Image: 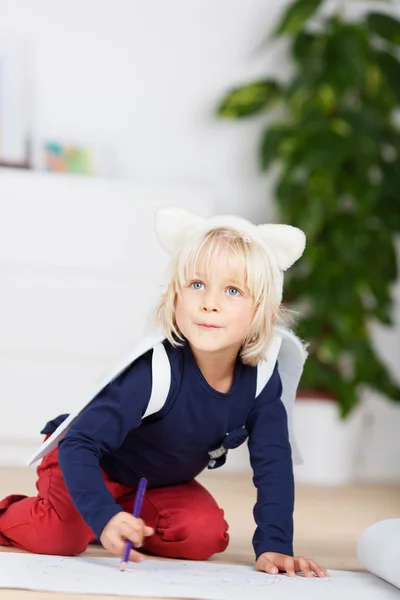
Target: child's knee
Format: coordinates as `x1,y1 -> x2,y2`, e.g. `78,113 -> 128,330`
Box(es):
17,517 -> 90,556
0,495 -> 92,556
158,506 -> 229,560
190,508 -> 229,559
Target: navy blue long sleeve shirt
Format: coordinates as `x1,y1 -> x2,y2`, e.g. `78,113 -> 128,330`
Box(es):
56,339 -> 294,558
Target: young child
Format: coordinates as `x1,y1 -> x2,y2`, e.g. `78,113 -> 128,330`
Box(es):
0,207 -> 328,579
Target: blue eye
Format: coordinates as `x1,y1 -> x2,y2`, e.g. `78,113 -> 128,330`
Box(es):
191,281 -> 204,290
227,287 -> 241,296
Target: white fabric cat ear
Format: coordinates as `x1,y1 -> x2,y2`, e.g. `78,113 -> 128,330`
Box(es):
155,207 -> 206,255
258,224 -> 306,271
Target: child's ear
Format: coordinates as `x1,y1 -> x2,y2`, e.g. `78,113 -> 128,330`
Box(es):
257,224 -> 306,270
155,207 -> 205,255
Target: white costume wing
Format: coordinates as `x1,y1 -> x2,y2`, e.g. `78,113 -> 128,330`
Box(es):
26,332 -> 167,466
256,326 -> 307,465
28,327 -> 306,467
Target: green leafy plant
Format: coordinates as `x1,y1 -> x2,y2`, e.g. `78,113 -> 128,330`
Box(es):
218,0 -> 400,417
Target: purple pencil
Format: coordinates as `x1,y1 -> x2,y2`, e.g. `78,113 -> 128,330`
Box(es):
120,477 -> 148,571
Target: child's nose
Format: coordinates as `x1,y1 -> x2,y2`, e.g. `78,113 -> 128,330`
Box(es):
201,291 -> 220,312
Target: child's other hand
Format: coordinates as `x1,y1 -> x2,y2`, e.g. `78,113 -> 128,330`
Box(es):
100,512 -> 154,562
256,552 -> 328,578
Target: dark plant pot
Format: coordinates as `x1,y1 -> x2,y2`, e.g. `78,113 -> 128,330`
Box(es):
297,389 -> 336,402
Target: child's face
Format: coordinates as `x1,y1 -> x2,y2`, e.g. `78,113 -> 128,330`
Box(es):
175,258 -> 256,357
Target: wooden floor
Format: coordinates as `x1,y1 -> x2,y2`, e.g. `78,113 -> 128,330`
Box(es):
0,467 -> 399,600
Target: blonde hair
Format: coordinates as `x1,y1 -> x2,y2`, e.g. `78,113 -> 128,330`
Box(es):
155,228 -> 292,366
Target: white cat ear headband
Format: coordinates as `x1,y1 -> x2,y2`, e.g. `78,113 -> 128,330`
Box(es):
154,207 -> 306,304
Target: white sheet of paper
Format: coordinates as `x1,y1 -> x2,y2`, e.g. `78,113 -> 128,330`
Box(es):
0,553 -> 398,599
357,518 -> 400,590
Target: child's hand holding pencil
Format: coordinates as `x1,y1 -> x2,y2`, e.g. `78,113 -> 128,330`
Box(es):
100,478 -> 153,567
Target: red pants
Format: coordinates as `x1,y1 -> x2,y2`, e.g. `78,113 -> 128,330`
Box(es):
0,446 -> 229,560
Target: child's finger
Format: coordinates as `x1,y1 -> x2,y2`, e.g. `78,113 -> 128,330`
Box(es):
107,534 -> 144,564
297,557 -> 313,578
283,556 -> 296,577
256,556 -> 279,575
120,523 -> 142,547
307,559 -> 328,577
108,538 -> 127,557
128,548 -> 145,563
125,517 -> 153,540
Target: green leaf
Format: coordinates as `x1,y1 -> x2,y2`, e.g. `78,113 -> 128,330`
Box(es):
316,337 -> 342,364
376,51 -> 400,102
373,305 -> 394,326
316,83 -> 338,113
330,379 -> 359,419
217,80 -> 281,118
367,12 -> 400,45
275,0 -> 324,35
355,345 -> 400,403
301,129 -> 351,171
379,162 -> 400,230
259,126 -> 294,170
292,31 -> 316,61
323,25 -> 369,89
365,63 -> 384,96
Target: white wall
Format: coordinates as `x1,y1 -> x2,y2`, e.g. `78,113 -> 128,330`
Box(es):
0,0 -> 294,222
1,0 -> 399,480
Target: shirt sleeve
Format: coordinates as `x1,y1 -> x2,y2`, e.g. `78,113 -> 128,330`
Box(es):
57,350 -> 153,540
245,362 -> 294,559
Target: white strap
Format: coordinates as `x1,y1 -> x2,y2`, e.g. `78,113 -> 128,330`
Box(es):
142,342 -> 171,418
255,329 -> 306,465
276,328 -> 307,465
27,336 -> 168,466
256,334 -> 282,397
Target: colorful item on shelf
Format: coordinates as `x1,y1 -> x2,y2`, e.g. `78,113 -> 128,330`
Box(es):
44,141 -> 92,175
